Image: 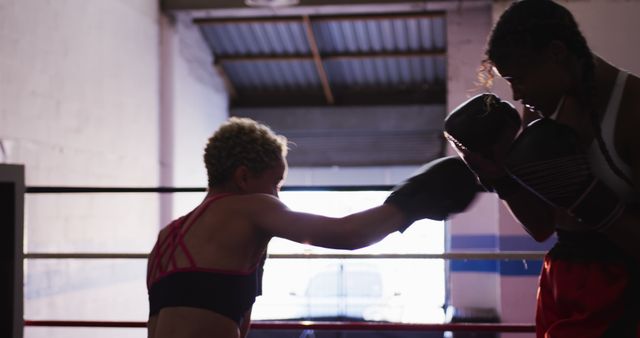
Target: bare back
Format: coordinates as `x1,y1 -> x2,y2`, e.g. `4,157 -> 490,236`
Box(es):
146,194 -> 271,338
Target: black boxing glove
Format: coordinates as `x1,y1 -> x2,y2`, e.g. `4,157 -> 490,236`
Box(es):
384,156 -> 480,231
444,93 -> 521,158
505,118 -> 625,231
443,93 -> 522,197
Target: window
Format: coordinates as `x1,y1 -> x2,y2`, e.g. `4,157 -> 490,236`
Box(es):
252,190 -> 446,323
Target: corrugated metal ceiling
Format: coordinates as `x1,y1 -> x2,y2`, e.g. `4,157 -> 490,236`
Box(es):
163,1 -> 463,166
195,12 -> 447,107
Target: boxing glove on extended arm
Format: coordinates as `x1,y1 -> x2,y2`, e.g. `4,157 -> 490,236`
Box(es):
384,156 -> 480,231
505,118 -> 625,231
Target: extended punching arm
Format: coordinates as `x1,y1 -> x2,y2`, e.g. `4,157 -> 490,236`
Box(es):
384,156 -> 480,231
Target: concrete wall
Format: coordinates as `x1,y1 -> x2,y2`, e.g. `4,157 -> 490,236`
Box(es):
158,13 -> 229,221
0,0 -> 160,186
0,0 -> 162,330
0,0 -> 162,255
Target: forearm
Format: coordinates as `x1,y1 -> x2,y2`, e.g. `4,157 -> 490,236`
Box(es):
500,186 -> 555,242
255,195 -> 404,250
326,204 -> 406,249
268,204 -> 405,251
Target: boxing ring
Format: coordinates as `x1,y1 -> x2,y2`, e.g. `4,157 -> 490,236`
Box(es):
2,164 -> 539,337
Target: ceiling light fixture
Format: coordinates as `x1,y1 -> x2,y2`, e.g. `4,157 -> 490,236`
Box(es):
245,0 -> 300,7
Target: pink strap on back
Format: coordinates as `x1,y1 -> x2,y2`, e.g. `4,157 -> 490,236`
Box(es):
147,193 -> 235,286
180,193 -> 234,237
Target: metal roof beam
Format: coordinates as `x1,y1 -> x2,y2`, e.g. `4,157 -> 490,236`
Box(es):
214,50 -> 446,64
213,64 -> 238,99
193,11 -> 444,25
164,0 -> 489,11
302,15 -> 334,105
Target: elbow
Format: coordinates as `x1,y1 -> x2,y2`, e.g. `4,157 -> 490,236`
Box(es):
529,226 -> 555,243
518,220 -> 554,243
532,233 -> 553,243
327,218 -> 378,250
309,229 -> 376,250
336,227 -> 381,250
328,212 -> 396,250
335,237 -> 374,250
515,213 -> 555,243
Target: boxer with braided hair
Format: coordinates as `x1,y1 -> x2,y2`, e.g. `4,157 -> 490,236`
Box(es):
449,1 -> 639,337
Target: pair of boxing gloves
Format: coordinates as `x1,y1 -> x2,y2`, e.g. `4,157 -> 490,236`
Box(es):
383,92 -> 625,232
442,93 -> 626,232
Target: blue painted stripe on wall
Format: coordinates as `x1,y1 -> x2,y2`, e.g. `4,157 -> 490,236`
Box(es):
450,235 -> 497,251
448,234 -> 550,275
500,260 -> 543,276
450,234 -> 556,251
450,260 -> 498,273
450,260 -> 543,276
499,235 -> 556,251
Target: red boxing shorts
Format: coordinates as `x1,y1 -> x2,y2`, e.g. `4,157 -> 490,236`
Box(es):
536,254 -> 639,338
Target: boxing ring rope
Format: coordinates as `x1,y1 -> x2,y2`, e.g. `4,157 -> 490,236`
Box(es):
23,320 -> 536,332
25,252 -> 545,260
25,185 -> 395,193
21,185 -> 540,334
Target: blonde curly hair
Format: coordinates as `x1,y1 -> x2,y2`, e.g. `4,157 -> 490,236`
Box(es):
204,117 -> 288,188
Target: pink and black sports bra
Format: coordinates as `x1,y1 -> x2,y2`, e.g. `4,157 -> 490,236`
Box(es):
146,194 -> 265,325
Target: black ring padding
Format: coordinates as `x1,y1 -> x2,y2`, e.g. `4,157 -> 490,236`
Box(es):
24,185 -> 395,194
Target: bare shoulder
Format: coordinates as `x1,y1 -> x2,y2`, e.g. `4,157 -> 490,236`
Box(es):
228,193 -> 294,238
233,193 -> 286,210
222,193 -> 289,221
154,223 -> 171,243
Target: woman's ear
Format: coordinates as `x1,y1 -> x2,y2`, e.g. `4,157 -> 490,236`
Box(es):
233,165 -> 252,192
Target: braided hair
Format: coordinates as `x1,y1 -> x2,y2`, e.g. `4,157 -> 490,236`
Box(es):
480,0 -> 634,187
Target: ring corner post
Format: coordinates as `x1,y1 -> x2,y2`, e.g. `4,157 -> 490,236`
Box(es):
0,164 -> 25,338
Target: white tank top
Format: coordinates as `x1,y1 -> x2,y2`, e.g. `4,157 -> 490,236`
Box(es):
586,70 -> 636,202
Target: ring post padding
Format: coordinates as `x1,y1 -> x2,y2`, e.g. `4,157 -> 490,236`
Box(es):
0,164 -> 25,338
